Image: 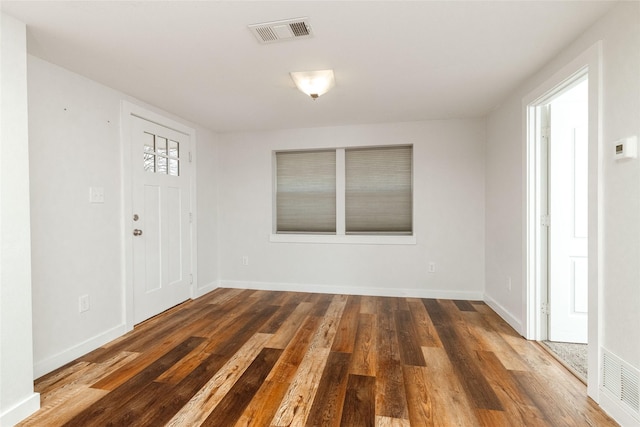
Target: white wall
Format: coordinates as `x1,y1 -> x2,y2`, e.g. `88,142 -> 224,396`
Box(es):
218,120 -> 486,298
28,56 -> 125,373
195,126 -> 220,294
0,13 -> 40,425
599,2 -> 640,370
485,100 -> 523,328
485,2 -> 639,423
27,56 -> 220,377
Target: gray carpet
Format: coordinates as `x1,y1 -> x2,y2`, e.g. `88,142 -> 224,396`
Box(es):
543,341 -> 588,380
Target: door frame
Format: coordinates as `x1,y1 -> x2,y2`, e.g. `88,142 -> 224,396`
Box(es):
121,101 -> 198,332
523,42 -> 602,400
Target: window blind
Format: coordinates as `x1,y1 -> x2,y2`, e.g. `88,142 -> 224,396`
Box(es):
345,146 -> 412,234
276,150 -> 336,233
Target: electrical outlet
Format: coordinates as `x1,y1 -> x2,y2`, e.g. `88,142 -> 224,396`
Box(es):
79,295 -> 90,313
428,262 -> 436,273
242,256 -> 249,266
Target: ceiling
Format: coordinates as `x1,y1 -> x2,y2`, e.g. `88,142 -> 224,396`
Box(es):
2,1 -> 615,133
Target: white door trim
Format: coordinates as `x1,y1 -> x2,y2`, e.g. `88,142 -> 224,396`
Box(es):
121,101 -> 198,332
522,41 -> 603,401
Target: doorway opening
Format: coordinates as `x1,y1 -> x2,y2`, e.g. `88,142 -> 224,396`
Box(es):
525,42 -> 601,400
528,70 -> 589,382
544,76 -> 589,381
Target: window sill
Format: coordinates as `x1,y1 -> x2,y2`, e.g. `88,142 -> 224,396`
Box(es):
269,234 -> 417,245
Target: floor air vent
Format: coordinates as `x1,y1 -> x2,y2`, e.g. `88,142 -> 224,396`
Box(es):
248,17 -> 312,44
602,348 -> 640,419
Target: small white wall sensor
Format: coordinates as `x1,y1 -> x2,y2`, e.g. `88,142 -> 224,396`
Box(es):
614,136 -> 638,160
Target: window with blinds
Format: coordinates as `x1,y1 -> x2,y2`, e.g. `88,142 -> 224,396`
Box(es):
345,146 -> 412,234
274,145 -> 412,235
276,150 -> 336,233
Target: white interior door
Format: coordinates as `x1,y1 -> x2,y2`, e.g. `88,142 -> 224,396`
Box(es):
548,78 -> 588,343
132,116 -> 191,324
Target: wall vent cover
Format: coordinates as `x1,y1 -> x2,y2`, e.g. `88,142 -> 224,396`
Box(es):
602,348 -> 640,419
248,17 -> 312,44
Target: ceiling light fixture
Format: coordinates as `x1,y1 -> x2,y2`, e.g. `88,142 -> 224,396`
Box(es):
290,69 -> 335,100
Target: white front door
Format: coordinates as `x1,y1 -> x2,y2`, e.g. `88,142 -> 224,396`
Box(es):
548,78 -> 588,343
132,116 -> 191,324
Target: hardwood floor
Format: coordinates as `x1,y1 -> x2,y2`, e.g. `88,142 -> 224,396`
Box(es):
18,288 -> 617,426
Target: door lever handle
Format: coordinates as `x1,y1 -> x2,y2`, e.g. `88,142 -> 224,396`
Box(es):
133,229 -> 143,236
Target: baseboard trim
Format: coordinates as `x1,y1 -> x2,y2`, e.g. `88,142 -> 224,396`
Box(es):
194,281 -> 219,298
483,293 -> 524,336
33,324 -> 127,379
0,392 -> 40,426
220,280 -> 484,301
600,387 -> 640,427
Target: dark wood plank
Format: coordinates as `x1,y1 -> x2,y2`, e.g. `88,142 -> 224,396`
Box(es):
306,351 -> 351,426
350,313 -> 376,376
454,299 -> 477,312
422,299 -> 504,411
63,336 -> 204,426
308,293 -> 334,317
395,297 -> 410,311
90,311 -> 219,390
154,339 -> 210,384
475,350 -> 548,426
204,303 -> 279,355
394,310 -> 426,366
375,299 -> 409,420
340,374 -> 376,427
97,381 -> 171,426
259,301 -> 300,334
267,301 -> 314,349
377,297 -> 397,331
407,298 -> 442,348
134,352 -> 229,426
201,347 -> 283,426
331,295 -> 361,353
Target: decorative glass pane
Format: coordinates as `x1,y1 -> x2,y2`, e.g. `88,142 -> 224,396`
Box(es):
169,159 -> 179,176
157,156 -> 168,174
169,140 -> 179,158
156,137 -> 167,156
144,153 -> 155,172
144,133 -> 155,152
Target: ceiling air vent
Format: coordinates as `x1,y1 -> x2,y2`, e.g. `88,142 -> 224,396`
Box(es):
248,17 -> 312,44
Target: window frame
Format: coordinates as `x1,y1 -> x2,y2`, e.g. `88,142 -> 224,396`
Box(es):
271,144 -> 416,245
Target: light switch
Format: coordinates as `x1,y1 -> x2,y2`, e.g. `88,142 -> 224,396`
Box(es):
90,186 -> 104,203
